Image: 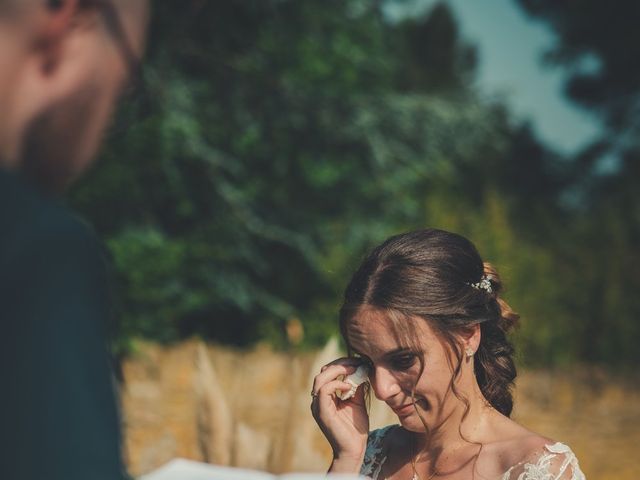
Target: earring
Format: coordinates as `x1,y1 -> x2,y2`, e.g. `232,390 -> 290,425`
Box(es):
465,347 -> 474,358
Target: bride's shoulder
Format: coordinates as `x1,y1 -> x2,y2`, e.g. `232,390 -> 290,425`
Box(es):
484,425 -> 584,479
488,431 -> 554,467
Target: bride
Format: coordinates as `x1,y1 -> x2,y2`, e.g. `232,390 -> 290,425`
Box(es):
311,229 -> 585,480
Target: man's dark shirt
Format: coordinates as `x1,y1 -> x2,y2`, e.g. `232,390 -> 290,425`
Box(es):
0,168 -> 125,479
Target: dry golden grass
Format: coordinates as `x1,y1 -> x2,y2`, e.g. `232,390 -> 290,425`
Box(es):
121,341 -> 640,479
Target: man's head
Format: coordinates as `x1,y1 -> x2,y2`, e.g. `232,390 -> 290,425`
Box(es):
0,0 -> 149,193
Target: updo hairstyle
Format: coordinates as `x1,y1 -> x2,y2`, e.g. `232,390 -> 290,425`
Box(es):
339,228 -> 519,416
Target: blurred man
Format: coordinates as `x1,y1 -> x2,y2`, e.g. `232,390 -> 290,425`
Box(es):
0,1 -> 149,478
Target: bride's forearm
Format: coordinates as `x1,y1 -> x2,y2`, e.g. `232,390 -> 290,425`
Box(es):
327,454 -> 363,475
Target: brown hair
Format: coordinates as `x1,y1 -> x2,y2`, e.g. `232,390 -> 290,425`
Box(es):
339,228 -> 519,416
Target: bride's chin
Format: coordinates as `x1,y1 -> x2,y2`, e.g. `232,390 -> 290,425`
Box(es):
396,399 -> 431,428
399,415 -> 431,432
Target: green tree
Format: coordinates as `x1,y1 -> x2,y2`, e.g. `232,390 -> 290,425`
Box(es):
68,1 -> 591,368
514,0 -> 640,366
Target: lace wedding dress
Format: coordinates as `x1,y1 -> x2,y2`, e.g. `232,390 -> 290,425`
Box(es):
360,426 -> 586,480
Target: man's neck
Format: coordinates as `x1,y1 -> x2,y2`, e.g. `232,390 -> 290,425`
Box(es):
0,141 -> 20,171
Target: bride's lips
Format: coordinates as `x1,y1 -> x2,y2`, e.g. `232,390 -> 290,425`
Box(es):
391,399 -> 429,416
391,403 -> 416,416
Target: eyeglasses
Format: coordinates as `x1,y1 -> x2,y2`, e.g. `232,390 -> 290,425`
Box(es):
85,0 -> 142,80
85,0 -> 152,137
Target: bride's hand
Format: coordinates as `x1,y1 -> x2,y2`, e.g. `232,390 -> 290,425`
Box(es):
310,357 -> 369,472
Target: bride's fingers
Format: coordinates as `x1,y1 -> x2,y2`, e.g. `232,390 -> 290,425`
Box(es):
348,380 -> 368,406
312,379 -> 354,413
320,379 -> 354,398
312,363 -> 358,396
320,357 -> 362,373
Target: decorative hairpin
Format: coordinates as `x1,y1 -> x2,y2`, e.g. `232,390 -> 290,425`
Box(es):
470,275 -> 493,294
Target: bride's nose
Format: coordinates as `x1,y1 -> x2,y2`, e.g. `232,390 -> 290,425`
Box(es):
370,366 -> 401,401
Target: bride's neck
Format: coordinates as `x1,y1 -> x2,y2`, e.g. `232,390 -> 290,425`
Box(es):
415,384 -> 495,457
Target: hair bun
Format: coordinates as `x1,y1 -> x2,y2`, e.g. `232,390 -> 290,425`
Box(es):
482,262 -> 519,333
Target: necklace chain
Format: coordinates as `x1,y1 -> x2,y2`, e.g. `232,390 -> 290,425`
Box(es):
411,434 -> 439,480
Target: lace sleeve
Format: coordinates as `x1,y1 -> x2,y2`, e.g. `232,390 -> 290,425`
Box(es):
501,442 -> 586,480
360,426 -> 395,480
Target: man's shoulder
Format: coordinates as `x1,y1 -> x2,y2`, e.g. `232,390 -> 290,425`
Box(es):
0,169 -> 101,275
0,169 -> 95,245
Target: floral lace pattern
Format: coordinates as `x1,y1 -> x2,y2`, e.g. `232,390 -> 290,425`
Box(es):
360,427 -> 586,480
500,442 -> 586,480
360,426 -> 394,479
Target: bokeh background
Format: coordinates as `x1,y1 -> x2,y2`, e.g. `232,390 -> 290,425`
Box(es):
68,1 -> 639,478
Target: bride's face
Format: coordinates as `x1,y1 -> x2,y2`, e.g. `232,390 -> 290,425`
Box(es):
347,308 -> 470,433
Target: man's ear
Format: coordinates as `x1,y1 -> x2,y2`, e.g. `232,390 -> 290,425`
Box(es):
4,0 -> 115,167
38,0 -> 81,75
23,0 -> 104,111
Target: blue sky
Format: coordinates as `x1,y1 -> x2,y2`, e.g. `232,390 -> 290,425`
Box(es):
385,0 -> 602,155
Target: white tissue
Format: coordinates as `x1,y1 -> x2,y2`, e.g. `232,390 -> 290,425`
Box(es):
337,364 -> 369,400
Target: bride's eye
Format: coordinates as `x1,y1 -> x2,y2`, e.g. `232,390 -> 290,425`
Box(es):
352,353 -> 373,370
390,353 -> 417,371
